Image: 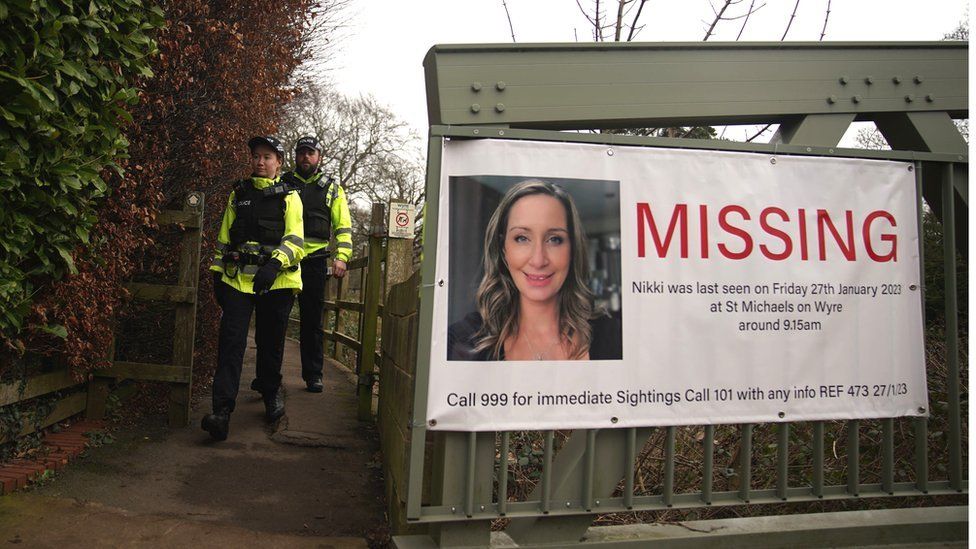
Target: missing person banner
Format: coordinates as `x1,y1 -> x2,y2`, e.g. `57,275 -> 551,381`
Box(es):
425,138 -> 927,431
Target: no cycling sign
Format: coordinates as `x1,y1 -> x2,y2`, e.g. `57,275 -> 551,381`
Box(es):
388,201 -> 415,239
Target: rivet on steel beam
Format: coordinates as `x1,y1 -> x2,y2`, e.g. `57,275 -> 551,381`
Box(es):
904,95 -> 914,103
470,103 -> 481,113
805,147 -> 812,152
595,500 -> 601,506
450,506 -> 456,514
480,505 -> 485,511
495,103 -> 505,113
498,130 -> 505,136
913,75 -> 923,84
838,76 -> 849,85
826,95 -> 837,104
864,76 -> 874,85
892,76 -> 902,84
471,82 -> 482,92
851,95 -> 862,104
926,94 -> 935,103
566,501 -> 572,508
496,81 -> 506,91
472,129 -> 480,135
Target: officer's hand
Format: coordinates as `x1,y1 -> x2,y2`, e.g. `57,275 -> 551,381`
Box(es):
252,258 -> 282,295
333,259 -> 347,278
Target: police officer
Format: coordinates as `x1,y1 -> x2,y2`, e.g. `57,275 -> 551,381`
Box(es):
279,135 -> 352,393
202,136 -> 305,441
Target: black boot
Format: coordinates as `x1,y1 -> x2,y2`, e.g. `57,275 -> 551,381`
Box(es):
250,378 -> 262,393
306,377 -> 323,393
201,409 -> 231,441
264,387 -> 285,422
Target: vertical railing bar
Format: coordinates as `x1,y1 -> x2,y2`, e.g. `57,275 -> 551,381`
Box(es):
497,431 -> 510,515
777,423 -> 789,501
541,430 -> 554,514
702,425 -> 714,504
663,427 -> 675,507
583,430 -> 596,511
812,421 -> 824,498
464,431 -> 477,517
738,424 -> 752,502
847,419 -> 859,496
882,418 -> 895,494
914,417 -> 929,493
624,427 -> 636,509
941,162 -> 962,492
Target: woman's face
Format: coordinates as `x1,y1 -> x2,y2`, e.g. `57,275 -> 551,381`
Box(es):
250,144 -> 281,178
503,194 -> 571,307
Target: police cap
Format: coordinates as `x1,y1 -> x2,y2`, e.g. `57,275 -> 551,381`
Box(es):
248,135 -> 285,157
295,136 -> 322,153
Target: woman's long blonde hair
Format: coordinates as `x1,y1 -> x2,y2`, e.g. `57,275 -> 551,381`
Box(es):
473,180 -> 595,359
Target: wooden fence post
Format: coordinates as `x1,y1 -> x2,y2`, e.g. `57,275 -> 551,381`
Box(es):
357,203 -> 386,421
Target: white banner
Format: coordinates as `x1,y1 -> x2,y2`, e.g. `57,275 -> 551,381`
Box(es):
426,138 -> 927,431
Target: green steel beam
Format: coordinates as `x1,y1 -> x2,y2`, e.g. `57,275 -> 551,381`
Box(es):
770,114 -> 856,146
423,42 -> 967,130
874,111 -> 968,256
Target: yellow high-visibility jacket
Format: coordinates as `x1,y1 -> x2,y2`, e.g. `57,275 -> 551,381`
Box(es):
284,170 -> 353,262
209,176 -> 305,294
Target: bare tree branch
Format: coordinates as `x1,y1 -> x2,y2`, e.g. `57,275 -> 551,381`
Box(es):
625,0 -> 648,41
746,124 -> 773,142
820,0 -> 832,41
501,0 -> 517,42
780,0 -> 801,40
614,0 -> 627,41
702,0 -> 733,41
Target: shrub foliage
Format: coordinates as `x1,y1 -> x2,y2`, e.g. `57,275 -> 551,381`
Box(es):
0,0 -> 163,342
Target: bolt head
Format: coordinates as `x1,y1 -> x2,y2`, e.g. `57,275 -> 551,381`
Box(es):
925,94 -> 935,103
496,81 -> 506,91
892,76 -> 902,84
470,103 -> 481,113
904,95 -> 915,103
495,103 -> 505,113
914,75 -> 923,84
864,76 -> 874,85
827,95 -> 837,104
839,76 -> 849,85
471,82 -> 482,92
852,95 -> 862,104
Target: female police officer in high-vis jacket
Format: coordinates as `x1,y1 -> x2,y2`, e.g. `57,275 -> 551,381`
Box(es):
202,136 -> 305,441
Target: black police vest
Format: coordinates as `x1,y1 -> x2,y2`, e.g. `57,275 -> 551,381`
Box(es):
228,180 -> 287,247
284,172 -> 333,240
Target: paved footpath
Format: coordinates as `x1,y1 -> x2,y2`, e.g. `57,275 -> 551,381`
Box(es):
1,332 -> 388,548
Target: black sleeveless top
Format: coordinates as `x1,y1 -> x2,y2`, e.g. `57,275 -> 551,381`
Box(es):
447,312 -> 622,361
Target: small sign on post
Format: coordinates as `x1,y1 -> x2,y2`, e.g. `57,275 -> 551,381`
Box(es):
388,201 -> 415,239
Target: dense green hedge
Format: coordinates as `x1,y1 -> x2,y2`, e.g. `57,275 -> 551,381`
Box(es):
0,0 -> 163,340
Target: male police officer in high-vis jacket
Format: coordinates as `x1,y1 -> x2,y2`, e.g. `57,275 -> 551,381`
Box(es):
279,136 -> 352,393
203,136 -> 305,441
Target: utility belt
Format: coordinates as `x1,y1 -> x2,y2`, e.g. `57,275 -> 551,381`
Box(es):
223,243 -> 276,277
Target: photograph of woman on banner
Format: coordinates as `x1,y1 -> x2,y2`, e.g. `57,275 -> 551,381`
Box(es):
447,179 -> 622,361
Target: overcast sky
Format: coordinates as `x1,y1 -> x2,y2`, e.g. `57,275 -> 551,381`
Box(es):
329,0 -> 969,139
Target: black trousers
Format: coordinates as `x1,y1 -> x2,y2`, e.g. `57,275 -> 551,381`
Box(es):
213,284 -> 294,413
298,255 -> 328,382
